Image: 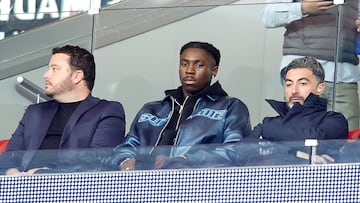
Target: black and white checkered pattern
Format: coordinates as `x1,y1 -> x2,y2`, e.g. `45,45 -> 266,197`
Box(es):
1,164 -> 359,202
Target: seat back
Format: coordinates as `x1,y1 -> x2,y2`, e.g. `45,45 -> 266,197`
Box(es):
348,128 -> 360,140
0,139 -> 9,152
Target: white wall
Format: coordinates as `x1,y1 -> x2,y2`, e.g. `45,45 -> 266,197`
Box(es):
92,3 -> 284,131
1,2 -> 357,140
0,3 -> 287,139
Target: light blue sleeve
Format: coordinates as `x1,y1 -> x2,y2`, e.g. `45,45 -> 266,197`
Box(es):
261,0 -> 304,28
358,0 -> 360,18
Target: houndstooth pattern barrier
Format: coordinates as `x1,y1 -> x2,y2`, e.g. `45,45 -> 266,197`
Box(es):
1,164 -> 359,202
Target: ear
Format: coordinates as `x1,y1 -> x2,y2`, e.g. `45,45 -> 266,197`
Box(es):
315,82 -> 325,95
72,70 -> 84,84
211,66 -> 219,78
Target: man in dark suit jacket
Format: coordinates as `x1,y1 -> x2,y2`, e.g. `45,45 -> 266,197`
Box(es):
4,45 -> 126,175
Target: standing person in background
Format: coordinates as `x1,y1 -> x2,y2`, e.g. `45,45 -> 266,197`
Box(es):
4,45 -> 126,175
103,41 -> 251,171
261,0 -> 360,130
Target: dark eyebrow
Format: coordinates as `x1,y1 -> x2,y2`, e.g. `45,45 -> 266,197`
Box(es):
50,64 -> 60,68
180,59 -> 202,63
285,77 -> 310,82
298,77 -> 310,82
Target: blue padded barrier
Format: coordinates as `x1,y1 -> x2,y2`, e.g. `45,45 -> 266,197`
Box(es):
1,164 -> 359,202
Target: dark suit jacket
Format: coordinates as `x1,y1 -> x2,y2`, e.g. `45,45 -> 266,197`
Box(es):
4,94 -> 125,171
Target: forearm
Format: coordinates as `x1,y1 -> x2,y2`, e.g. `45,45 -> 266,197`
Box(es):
104,135 -> 139,167
261,0 -> 303,27
185,145 -> 235,167
223,99 -> 251,142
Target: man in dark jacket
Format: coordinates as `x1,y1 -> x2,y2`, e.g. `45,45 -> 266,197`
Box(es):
3,45 -> 126,175
250,56 -> 348,164
104,41 -> 251,170
261,0 -> 359,130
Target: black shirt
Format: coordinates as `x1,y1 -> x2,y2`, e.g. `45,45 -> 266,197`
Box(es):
28,101 -> 82,169
40,101 -> 81,149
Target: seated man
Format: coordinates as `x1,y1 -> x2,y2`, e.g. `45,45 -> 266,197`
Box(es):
104,41 -> 251,170
3,45 -> 126,175
261,0 -> 360,130
249,56 -> 348,164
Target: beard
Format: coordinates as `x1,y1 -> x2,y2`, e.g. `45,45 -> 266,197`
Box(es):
287,95 -> 305,108
45,91 -> 54,98
44,78 -> 74,98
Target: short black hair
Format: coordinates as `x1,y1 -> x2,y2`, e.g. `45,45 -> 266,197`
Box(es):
180,41 -> 221,66
52,45 -> 96,91
281,56 -> 325,83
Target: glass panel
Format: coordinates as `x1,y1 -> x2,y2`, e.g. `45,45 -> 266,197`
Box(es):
0,0 -> 357,177
0,0 -> 122,41
238,139 -> 358,166
1,139 -> 359,175
93,1 -> 274,127
258,0 -> 359,130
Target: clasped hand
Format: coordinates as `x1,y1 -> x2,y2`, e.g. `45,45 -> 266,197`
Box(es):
6,167 -> 49,176
119,155 -> 172,171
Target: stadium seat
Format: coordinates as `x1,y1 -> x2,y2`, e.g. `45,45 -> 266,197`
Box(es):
348,128 -> 360,140
0,139 -> 9,153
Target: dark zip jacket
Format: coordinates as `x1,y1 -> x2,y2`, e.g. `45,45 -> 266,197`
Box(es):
251,93 -> 348,141
108,81 -> 251,168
